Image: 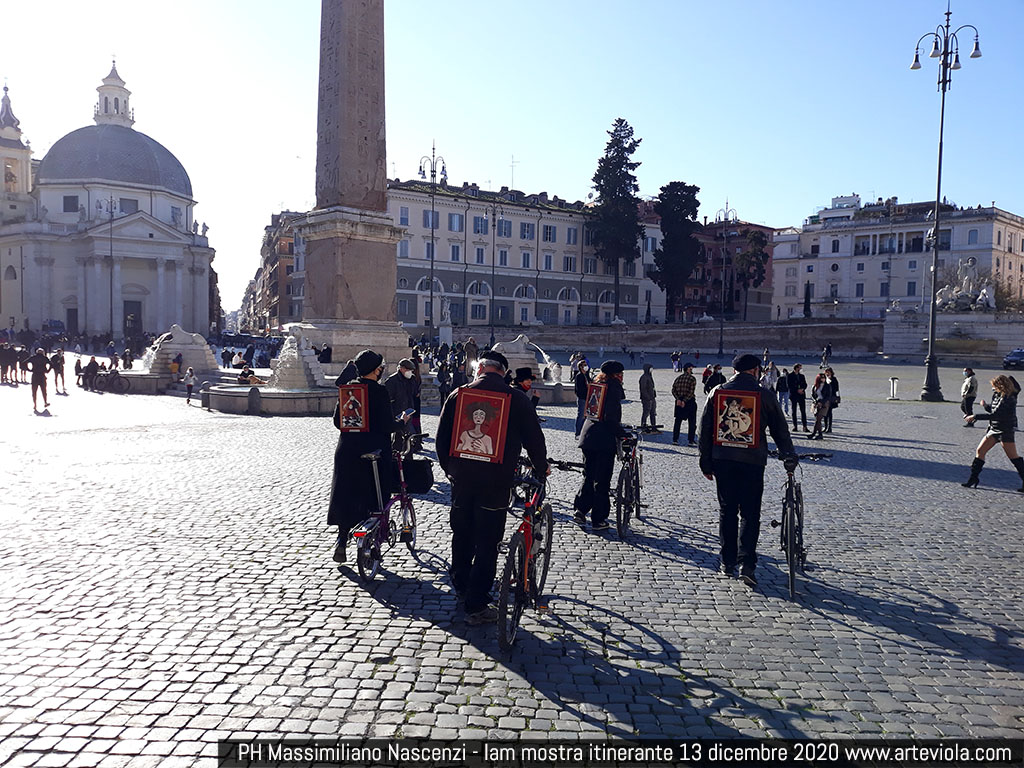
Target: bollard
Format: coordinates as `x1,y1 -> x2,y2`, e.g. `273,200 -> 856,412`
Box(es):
200,381 -> 211,410
247,386 -> 262,415
888,376 -> 900,400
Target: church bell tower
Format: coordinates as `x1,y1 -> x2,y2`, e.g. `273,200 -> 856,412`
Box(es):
94,61 -> 135,127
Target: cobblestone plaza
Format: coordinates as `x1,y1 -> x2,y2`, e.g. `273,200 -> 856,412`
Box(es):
1,358 -> 1022,765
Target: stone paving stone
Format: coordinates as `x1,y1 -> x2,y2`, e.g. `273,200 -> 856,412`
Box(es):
1,359 -> 1023,762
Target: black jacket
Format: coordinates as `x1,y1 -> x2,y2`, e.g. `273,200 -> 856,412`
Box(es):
384,371 -> 419,417
698,371 -> 796,473
703,371 -> 726,394
974,389 -> 1019,433
436,371 -> 547,487
327,377 -> 403,527
787,371 -> 808,398
573,370 -> 590,399
578,377 -> 627,453
812,379 -> 834,403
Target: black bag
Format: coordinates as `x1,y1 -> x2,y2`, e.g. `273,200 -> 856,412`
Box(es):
393,458 -> 434,495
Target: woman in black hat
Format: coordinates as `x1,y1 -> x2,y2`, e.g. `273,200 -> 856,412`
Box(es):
512,367 -> 540,411
327,349 -> 411,563
574,360 -> 626,531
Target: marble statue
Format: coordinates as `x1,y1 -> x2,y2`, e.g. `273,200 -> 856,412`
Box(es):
440,297 -> 452,325
201,222 -> 208,237
957,256 -> 979,295
976,283 -> 996,311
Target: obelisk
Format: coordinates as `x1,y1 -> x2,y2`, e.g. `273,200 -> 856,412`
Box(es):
293,0 -> 409,368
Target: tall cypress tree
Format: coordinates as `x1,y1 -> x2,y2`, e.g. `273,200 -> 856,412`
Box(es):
590,118 -> 644,319
652,181 -> 702,321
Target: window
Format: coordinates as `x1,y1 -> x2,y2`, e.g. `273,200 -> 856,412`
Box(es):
422,210 -> 439,229
856,262 -> 865,272
475,247 -> 485,265
542,224 -> 556,242
880,282 -> 890,297
62,195 -> 79,213
938,230 -> 951,250
425,242 -> 434,260
583,257 -> 597,274
968,228 -> 978,245
520,222 -> 535,240
785,266 -> 797,278
908,260 -> 917,270
829,284 -> 839,298
448,213 -> 464,232
520,307 -> 529,322
543,253 -> 552,271
997,230 -> 1002,246
472,216 -> 488,235
810,244 -> 820,255
497,219 -> 511,238
566,227 -> 578,245
907,281 -> 917,296
584,228 -> 594,246
499,249 -> 508,267
564,309 -> 572,324
286,265 -> 294,275
398,299 -> 408,317
784,285 -> 797,297
831,239 -> 839,253
563,255 -> 577,272
399,206 -> 409,226
644,236 -> 658,253
521,251 -> 531,269
450,244 -> 461,262
881,261 -> 890,271
398,240 -> 410,258
806,265 -> 814,273
622,260 -> 636,277
471,304 -> 486,320
855,283 -> 864,298
119,198 -> 138,214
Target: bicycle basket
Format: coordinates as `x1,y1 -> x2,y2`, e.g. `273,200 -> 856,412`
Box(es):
393,458 -> 434,495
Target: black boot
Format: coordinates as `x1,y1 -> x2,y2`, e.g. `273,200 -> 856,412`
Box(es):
1011,457 -> 1024,493
961,458 -> 984,488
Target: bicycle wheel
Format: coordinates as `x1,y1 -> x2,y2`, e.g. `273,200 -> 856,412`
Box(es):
114,375 -> 130,394
356,536 -> 380,583
531,503 -> 553,597
92,375 -> 107,392
402,499 -> 417,553
785,485 -> 798,599
794,483 -> 806,572
497,532 -> 527,652
632,458 -> 642,522
615,466 -> 632,539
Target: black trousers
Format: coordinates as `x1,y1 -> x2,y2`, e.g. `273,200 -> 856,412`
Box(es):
574,448 -> 615,525
673,400 -> 696,443
960,396 -> 975,419
714,461 -> 765,573
791,394 -> 807,429
449,481 -> 510,614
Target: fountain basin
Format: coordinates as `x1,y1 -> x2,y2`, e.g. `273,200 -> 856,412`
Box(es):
207,384 -> 336,416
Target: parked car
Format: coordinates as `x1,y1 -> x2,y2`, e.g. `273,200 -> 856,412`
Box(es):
1003,348 -> 1024,370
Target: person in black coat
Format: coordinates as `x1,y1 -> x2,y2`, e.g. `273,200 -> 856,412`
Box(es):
703,364 -> 726,394
27,348 -> 52,410
436,350 -> 547,624
787,363 -> 809,432
574,360 -> 627,531
963,374 -> 1024,491
327,350 -> 410,564
823,367 -> 839,433
573,359 -> 591,437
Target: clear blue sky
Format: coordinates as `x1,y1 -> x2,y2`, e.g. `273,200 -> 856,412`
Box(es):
5,1 -> 1022,310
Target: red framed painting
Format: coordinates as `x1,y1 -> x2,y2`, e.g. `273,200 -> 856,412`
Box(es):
449,388 -> 511,464
338,382 -> 369,433
584,382 -> 607,422
712,389 -> 760,449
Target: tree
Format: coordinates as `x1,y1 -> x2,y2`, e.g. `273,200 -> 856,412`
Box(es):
589,118 -> 644,319
734,229 -> 770,321
651,181 -> 702,321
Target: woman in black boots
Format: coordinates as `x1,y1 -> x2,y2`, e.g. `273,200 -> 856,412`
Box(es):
962,374 -> 1023,491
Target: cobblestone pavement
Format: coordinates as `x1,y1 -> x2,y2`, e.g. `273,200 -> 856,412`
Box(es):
1,357 -> 1022,765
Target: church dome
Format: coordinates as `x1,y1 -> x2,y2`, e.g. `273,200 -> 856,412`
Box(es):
36,124 -> 193,198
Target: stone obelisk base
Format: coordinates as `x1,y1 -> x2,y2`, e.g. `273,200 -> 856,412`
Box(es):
289,319 -> 411,377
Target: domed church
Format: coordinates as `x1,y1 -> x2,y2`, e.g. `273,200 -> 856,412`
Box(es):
0,63 -> 218,341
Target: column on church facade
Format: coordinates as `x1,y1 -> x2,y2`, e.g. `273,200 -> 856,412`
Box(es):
192,261 -> 209,336
92,258 -> 103,334
111,256 -> 123,340
34,256 -> 54,331
174,260 -> 183,328
77,258 -> 89,334
156,258 -> 166,332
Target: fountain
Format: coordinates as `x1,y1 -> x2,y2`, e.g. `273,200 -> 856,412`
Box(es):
490,334 -> 573,404
118,324 -> 220,394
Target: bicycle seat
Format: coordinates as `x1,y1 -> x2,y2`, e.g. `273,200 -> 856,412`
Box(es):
360,450 -> 383,461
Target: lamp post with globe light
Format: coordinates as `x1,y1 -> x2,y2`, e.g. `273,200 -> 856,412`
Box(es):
714,201 -> 738,357
910,4 -> 981,401
418,143 -> 447,341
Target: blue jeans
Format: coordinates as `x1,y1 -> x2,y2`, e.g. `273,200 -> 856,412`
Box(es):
778,390 -> 790,414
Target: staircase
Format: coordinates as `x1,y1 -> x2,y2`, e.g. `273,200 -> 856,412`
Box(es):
163,369 -> 245,399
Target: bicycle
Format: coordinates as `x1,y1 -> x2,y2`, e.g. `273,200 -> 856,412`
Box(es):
497,458 -> 580,651
93,369 -> 130,394
350,432 -> 426,583
771,460 -> 806,599
614,426 -> 643,539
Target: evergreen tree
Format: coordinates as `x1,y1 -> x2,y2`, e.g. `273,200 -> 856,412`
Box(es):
589,118 -> 644,319
734,229 -> 770,321
651,181 -> 702,321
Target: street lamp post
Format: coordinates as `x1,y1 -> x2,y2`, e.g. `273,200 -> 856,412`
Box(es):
487,199 -> 503,348
419,142 -> 447,341
911,4 -> 981,401
108,195 -> 115,341
714,200 -> 738,357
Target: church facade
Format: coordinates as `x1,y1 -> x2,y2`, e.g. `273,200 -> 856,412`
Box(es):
0,64 -> 217,341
